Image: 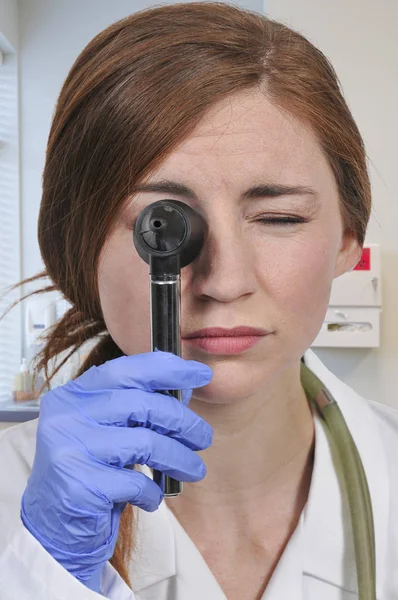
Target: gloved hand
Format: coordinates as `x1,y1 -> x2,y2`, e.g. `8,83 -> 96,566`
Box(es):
21,351 -> 213,594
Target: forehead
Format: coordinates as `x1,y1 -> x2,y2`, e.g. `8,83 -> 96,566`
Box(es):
152,90 -> 330,185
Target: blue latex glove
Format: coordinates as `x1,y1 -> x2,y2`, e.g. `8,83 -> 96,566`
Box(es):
21,351 -> 213,593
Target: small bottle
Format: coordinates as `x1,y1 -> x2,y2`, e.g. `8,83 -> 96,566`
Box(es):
12,358 -> 37,403
20,358 -> 31,392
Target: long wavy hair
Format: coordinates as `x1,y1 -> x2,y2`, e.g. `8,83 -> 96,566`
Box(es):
1,1 -> 371,588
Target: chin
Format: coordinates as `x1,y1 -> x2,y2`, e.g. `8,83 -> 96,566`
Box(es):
191,367 -> 265,403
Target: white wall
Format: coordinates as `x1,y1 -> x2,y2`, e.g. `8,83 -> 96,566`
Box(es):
18,0 -> 398,407
0,0 -> 21,398
265,0 -> 398,406
0,0 -> 18,51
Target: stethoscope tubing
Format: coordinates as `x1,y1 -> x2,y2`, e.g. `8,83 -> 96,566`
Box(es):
301,362 -> 376,600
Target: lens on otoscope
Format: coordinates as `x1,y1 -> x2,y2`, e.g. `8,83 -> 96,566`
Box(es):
133,199 -> 207,267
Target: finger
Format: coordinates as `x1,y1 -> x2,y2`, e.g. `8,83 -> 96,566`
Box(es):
97,467 -> 164,511
87,426 -> 209,480
181,388 -> 193,406
69,351 -> 213,393
81,388 -> 213,449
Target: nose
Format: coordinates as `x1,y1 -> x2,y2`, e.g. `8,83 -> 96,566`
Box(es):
187,215 -> 258,303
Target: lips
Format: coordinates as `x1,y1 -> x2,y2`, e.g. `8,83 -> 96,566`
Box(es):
183,326 -> 271,339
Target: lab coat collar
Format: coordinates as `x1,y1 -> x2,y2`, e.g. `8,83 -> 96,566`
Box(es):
129,349 -> 389,596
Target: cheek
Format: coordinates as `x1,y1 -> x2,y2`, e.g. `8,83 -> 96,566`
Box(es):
265,234 -> 337,340
97,232 -> 152,355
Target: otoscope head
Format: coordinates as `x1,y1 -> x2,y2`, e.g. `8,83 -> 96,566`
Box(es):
133,199 -> 207,276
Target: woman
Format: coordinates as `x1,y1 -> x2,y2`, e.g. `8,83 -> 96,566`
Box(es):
0,2 -> 397,599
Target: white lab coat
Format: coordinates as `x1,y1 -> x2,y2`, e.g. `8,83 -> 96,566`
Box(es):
0,348 -> 397,599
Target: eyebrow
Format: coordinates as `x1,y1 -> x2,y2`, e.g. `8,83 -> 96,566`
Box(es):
132,179 -> 319,204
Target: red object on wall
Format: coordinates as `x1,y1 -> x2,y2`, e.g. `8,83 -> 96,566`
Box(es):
354,247 -> 371,271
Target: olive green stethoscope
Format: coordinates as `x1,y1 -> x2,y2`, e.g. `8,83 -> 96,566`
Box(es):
300,360 -> 376,600
133,198 -> 377,600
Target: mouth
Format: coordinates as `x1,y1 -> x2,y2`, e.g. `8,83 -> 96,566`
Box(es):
182,330 -> 272,355
183,326 -> 271,339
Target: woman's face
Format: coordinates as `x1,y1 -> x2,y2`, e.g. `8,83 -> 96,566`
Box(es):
97,89 -> 361,403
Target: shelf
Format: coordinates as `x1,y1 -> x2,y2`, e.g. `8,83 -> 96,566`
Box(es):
0,396 -> 40,422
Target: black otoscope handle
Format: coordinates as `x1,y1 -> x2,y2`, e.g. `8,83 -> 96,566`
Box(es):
133,199 -> 207,497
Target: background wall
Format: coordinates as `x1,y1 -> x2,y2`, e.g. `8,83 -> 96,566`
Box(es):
17,0 -> 397,407
0,0 -> 18,51
0,0 -> 21,402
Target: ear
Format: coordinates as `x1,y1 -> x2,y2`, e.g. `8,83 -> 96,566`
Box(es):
333,229 -> 363,278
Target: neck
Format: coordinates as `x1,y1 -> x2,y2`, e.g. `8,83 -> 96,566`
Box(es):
165,359 -> 315,541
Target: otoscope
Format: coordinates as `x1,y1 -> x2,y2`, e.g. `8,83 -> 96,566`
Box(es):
133,199 -> 207,497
